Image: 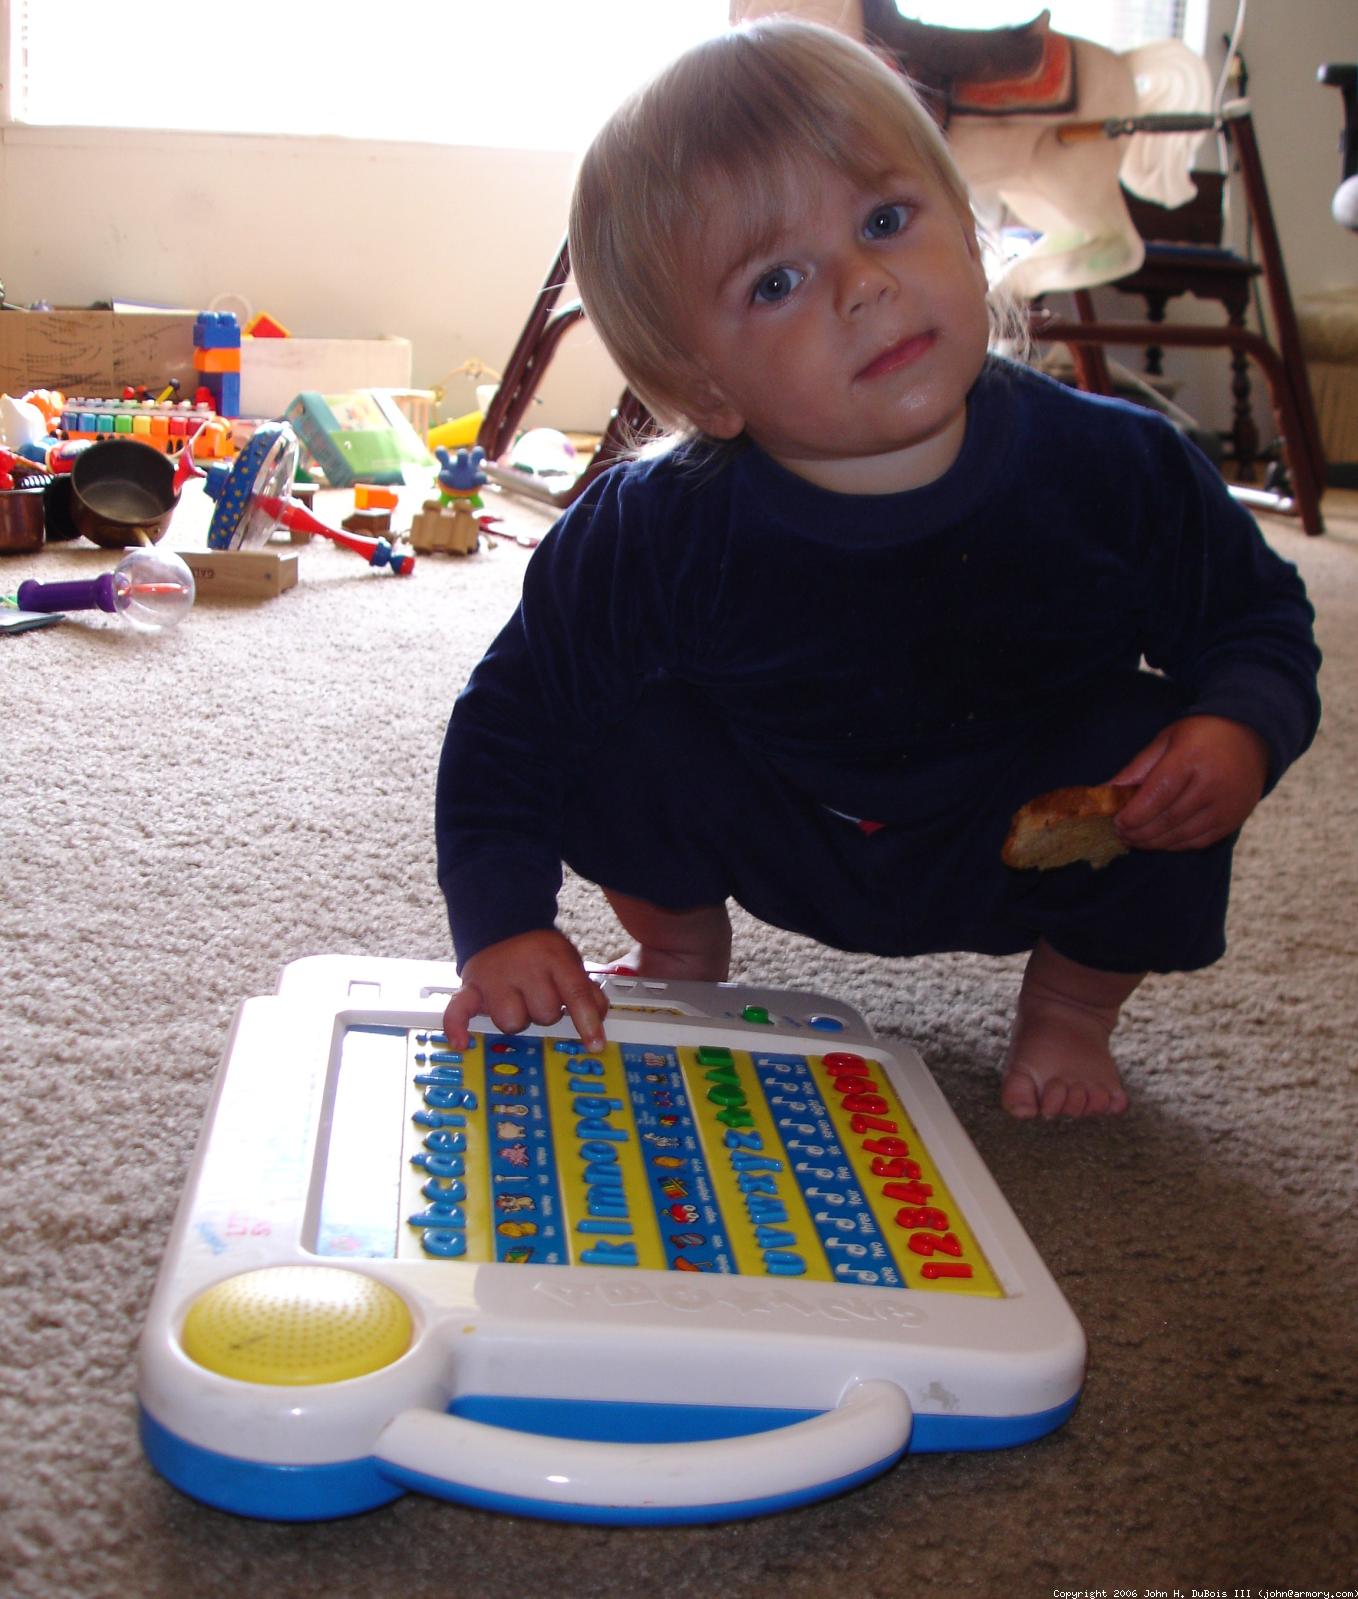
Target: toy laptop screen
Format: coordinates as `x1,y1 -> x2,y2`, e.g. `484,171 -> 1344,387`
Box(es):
314,1024 -> 1002,1297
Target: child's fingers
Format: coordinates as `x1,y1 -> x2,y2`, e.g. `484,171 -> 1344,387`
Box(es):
1145,819 -> 1222,851
1121,794 -> 1215,849
1115,764 -> 1189,834
445,936 -> 608,1051
1108,732 -> 1169,789
442,982 -> 484,1050
1119,765 -> 1247,850
557,970 -> 609,1051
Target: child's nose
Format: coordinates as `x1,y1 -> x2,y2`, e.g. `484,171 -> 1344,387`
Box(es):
835,249 -> 898,318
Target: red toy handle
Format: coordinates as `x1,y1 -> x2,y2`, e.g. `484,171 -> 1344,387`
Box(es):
257,495 -> 415,574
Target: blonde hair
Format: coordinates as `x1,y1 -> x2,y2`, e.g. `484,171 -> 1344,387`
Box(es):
568,18 -> 991,437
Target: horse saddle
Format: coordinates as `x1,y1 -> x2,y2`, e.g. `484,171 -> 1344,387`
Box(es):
860,2 -> 1078,124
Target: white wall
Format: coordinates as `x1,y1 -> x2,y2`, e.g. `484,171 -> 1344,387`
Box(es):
0,127 -> 625,433
1,0 -> 1354,436
1098,0 -> 1357,433
1230,0 -> 1354,291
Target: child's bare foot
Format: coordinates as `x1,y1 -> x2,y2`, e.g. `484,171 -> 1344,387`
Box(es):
599,892 -> 732,982
1001,940 -> 1143,1120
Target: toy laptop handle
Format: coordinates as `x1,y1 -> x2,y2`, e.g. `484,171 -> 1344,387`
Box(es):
374,1378 -> 911,1521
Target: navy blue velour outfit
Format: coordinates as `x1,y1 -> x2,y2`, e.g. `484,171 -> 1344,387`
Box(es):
436,358 -> 1320,977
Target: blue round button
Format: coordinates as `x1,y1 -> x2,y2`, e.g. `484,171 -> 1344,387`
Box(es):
807,1014 -> 845,1032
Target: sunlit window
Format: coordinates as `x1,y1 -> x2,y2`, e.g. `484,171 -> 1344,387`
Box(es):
7,1 -> 731,149
900,1 -> 1189,52
6,2 -> 1198,147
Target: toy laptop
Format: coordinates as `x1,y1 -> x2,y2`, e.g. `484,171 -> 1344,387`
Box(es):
138,955 -> 1085,1526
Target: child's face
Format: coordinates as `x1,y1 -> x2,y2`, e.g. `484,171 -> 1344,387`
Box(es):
675,157 -> 991,494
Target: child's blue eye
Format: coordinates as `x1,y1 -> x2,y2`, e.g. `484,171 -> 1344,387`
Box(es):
864,203 -> 910,239
751,266 -> 804,304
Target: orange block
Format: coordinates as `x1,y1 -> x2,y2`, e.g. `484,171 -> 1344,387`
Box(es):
354,485 -> 399,510
194,347 -> 242,373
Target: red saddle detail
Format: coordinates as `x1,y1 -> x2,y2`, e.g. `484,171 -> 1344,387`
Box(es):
950,30 -> 1077,117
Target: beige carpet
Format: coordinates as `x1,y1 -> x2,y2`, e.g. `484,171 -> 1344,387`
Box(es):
2,474 -> 1355,1598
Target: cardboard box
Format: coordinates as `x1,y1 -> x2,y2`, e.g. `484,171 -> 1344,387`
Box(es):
0,310 -> 413,423
0,310 -> 198,396
179,548 -> 299,599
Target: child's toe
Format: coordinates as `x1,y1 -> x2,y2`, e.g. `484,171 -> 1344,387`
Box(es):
1000,1069 -> 1041,1119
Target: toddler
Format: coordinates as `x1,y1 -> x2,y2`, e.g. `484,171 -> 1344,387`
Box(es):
436,19 -> 1320,1119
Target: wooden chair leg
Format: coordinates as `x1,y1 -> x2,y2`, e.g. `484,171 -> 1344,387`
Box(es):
1036,318 -> 1324,533
1068,290 -> 1116,395
475,238 -> 659,511
1225,115 -> 1327,497
1033,112 -> 1325,533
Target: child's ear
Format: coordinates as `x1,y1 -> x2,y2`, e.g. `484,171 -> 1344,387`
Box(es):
682,379 -> 745,440
691,403 -> 746,441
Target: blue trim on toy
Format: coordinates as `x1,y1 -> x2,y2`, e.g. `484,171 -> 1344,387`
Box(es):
139,1408 -> 403,1522
450,1391 -> 1079,1453
908,1393 -> 1080,1452
449,1394 -> 821,1443
140,1391 -> 1080,1523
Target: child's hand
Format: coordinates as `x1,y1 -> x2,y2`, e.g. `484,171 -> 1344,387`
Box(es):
443,929 -> 609,1052
1109,714 -> 1270,851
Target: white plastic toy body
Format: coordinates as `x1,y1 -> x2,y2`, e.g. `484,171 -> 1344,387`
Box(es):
137,956 -> 1085,1525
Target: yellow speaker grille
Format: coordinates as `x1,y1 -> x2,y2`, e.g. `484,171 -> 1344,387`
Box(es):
180,1266 -> 413,1385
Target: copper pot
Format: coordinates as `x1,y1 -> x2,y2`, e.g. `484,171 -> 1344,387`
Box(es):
0,486 -> 46,554
69,438 -> 179,549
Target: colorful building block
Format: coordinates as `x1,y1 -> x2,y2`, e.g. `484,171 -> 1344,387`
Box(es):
204,372 -> 241,418
354,485 -> 399,511
194,347 -> 243,374
193,312 -> 242,350
243,311 -> 290,338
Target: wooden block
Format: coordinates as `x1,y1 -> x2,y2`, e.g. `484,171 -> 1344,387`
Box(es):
342,507 -> 392,534
409,500 -> 480,555
179,548 -> 299,599
284,483 -> 317,543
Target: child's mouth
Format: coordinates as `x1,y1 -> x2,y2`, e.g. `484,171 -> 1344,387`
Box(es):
856,331 -> 935,381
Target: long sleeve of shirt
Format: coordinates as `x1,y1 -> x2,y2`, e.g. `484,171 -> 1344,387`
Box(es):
1132,415 -> 1320,787
435,463 -> 704,962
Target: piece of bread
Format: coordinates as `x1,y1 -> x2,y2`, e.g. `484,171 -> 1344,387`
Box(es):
1001,783 -> 1137,871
